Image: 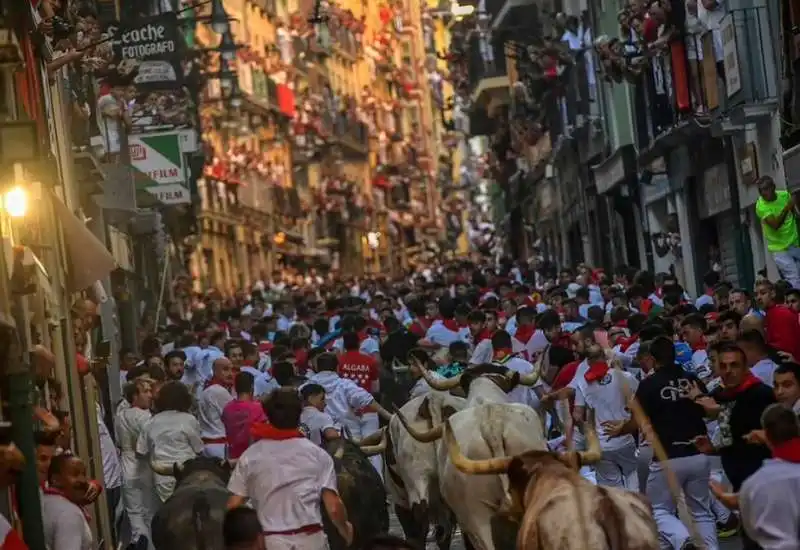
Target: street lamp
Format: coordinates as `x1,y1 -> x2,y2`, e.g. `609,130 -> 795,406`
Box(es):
210,0 -> 230,33
227,78 -> 243,108
3,187 -> 27,218
218,58 -> 235,89
218,30 -> 238,62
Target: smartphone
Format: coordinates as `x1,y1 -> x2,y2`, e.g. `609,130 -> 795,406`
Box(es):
95,340 -> 111,359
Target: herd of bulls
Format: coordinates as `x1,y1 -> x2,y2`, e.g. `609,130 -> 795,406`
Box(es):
147,362 -> 662,550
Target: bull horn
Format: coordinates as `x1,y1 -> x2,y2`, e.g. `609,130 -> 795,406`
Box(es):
361,440 -> 387,456
150,461 -> 176,476
394,406 -> 443,443
357,427 -> 386,447
517,370 -> 541,386
372,402 -> 395,422
334,444 -> 345,460
419,367 -> 462,391
577,408 -> 602,465
444,419 -> 511,475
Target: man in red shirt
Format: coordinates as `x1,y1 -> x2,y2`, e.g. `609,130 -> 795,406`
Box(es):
337,332 -> 380,394
755,280 -> 800,360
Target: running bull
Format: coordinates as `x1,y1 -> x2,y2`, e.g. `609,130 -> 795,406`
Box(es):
382,391 -> 466,550
150,441 -> 387,550
442,413 -> 659,550
397,364 -> 543,550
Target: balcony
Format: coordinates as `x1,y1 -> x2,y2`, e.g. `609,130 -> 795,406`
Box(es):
631,31 -> 720,164
321,112 -> 370,157
466,35 -> 508,109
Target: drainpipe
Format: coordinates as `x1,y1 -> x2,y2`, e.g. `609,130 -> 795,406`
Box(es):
725,135 -> 754,289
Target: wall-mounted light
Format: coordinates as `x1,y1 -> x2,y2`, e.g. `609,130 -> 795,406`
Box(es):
450,3 -> 475,17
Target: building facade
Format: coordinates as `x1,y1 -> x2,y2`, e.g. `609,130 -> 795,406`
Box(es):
476,0 -> 785,295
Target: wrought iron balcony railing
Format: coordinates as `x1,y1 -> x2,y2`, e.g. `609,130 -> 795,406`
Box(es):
466,35 -> 507,95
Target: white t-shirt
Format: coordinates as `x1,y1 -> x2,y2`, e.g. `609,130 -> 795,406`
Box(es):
197,384 -> 235,440
574,369 -> 639,451
228,438 -> 339,532
42,492 -> 93,550
469,339 -> 493,365
136,410 -> 204,502
300,406 -> 338,446
752,358 -> 778,388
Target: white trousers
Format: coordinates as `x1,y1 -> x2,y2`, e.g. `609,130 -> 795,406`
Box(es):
341,413 -> 382,479
773,247 -> 800,289
264,531 -> 328,550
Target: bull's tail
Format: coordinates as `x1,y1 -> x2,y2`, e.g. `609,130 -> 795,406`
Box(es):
192,494 -> 212,550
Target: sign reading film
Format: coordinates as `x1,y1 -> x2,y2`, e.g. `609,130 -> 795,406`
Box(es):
110,13 -> 183,90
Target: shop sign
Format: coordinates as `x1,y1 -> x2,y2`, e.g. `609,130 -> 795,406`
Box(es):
129,131 -> 190,205
109,13 -> 183,90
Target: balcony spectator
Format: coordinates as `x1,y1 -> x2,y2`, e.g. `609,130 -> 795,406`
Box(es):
755,176 -> 800,288
698,0 -> 726,77
685,0 -> 710,114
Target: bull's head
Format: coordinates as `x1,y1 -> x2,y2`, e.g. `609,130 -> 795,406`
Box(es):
417,360 -> 540,394
443,411 -> 601,476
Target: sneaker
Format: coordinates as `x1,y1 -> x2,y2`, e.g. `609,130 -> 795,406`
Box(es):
717,514 -> 740,538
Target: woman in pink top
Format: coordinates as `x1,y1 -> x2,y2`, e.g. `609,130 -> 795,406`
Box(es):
222,372 -> 267,459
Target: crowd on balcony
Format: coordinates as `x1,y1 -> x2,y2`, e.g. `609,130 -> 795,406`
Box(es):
595,0 -> 727,114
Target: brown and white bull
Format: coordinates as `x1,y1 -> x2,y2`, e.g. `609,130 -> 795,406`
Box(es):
441,414 -> 660,550
378,390 -> 466,549
395,364 -> 543,550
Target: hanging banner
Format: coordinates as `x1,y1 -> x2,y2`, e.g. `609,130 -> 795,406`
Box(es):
129,131 -> 190,205
109,13 -> 183,90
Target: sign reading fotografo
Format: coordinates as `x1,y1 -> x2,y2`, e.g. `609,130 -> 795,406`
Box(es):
129,131 -> 191,205
110,13 -> 183,90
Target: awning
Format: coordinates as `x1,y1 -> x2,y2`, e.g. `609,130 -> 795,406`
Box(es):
50,192 -> 116,292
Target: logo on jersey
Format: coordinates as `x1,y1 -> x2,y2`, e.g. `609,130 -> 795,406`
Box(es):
299,423 -> 311,439
598,372 -> 613,386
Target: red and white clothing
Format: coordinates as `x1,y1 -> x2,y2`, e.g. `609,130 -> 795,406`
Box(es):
0,514 -> 26,550
337,350 -> 379,392
228,433 -> 339,549
198,382 -> 235,458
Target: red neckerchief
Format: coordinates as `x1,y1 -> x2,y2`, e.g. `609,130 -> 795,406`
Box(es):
493,347 -> 514,362
514,324 -> 535,345
250,422 -> 305,442
204,377 -> 232,391
442,318 -> 460,332
258,342 -> 273,353
772,438 -> 800,463
614,319 -> 628,328
43,487 -> 91,521
639,298 -> 653,315
690,337 -> 707,352
584,361 -> 610,383
717,372 -> 761,399
474,329 -> 492,344
357,330 -> 368,342
242,359 -> 256,367
619,334 -> 639,353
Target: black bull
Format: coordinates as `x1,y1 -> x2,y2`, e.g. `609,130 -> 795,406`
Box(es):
150,444 -> 388,550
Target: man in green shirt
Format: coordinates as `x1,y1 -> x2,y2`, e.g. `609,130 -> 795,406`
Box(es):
755,175 -> 800,288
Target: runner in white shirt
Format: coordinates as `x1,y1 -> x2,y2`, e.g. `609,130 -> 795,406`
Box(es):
42,454 -> 93,550
227,389 -> 353,550
573,361 -> 640,490
490,331 -> 539,408
136,381 -> 204,502
299,384 -> 340,446
197,357 -> 236,458
114,378 -> 155,545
